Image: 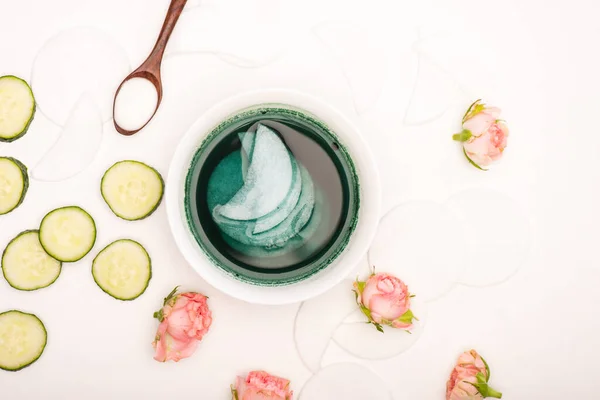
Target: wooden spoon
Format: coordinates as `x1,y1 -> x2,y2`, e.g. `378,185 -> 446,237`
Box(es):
113,0 -> 188,135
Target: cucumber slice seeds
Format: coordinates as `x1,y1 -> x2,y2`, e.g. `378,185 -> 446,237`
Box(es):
101,160 -> 164,221
2,230 -> 61,291
0,76 -> 36,142
0,157 -> 28,215
0,310 -> 47,371
39,206 -> 96,262
92,239 -> 151,301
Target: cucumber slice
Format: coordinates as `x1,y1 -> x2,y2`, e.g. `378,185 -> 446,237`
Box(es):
0,310 -> 47,371
39,206 -> 96,262
92,239 -> 151,301
0,157 -> 28,215
101,160 -> 164,221
0,76 -> 36,142
2,230 -> 61,291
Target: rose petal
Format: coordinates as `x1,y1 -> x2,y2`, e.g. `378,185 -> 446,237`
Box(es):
484,106 -> 502,119
240,389 -> 284,400
153,327 -> 198,362
463,112 -> 495,136
446,350 -> 490,399
497,121 -> 509,150
164,334 -> 198,362
236,371 -> 292,400
370,311 -> 383,324
152,321 -> 169,362
172,294 -> 191,311
376,277 -> 396,294
391,319 -> 413,329
466,150 -> 492,167
463,131 -> 496,167
165,307 -> 194,341
368,295 -> 409,321
360,278 -> 380,307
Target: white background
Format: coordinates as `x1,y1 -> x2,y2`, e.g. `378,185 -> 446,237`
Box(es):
1,0 -> 599,399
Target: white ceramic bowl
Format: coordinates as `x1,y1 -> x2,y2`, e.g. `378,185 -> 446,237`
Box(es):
166,89 -> 381,305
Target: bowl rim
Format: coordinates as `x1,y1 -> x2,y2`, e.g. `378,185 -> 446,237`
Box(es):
166,88 -> 381,305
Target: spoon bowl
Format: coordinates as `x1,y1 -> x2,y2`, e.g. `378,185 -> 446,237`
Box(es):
113,72 -> 162,136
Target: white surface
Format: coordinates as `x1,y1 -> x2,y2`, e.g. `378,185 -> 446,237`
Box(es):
0,0 -> 599,399
298,363 -> 392,400
30,26 -> 130,125
31,94 -> 103,182
444,188 -> 531,286
367,201 -> 467,301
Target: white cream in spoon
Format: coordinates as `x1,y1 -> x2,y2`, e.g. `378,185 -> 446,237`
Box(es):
113,78 -> 158,131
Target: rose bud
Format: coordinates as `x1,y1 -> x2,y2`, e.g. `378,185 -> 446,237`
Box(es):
453,100 -> 509,170
353,272 -> 416,333
231,370 -> 293,400
152,286 -> 212,362
446,349 -> 502,399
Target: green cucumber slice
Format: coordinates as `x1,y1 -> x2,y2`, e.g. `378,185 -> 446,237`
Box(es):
2,230 -> 61,291
101,160 -> 164,221
0,157 -> 28,215
92,239 -> 151,301
0,76 -> 36,142
39,206 -> 96,262
0,310 -> 47,371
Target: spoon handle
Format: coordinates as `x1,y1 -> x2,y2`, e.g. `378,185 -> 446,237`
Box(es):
140,0 -> 188,75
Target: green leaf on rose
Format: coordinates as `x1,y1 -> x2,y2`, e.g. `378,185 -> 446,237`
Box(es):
462,99 -> 484,122
463,148 -> 488,171
481,355 -> 491,381
466,373 -> 503,399
355,280 -> 366,293
354,287 -> 387,333
359,304 -> 373,320
163,286 -> 180,306
476,372 -> 487,385
231,386 -> 239,400
452,129 -> 472,142
153,309 -> 164,322
397,309 -> 416,325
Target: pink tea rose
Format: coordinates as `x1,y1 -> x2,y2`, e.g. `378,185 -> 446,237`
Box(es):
152,287 -> 212,362
452,100 -> 509,170
353,271 -> 416,332
446,350 -> 502,399
231,370 -> 293,400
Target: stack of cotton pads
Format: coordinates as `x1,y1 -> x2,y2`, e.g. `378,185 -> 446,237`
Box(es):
207,124 -> 321,257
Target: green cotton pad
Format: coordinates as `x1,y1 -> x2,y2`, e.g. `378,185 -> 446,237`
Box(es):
239,131 -> 255,181
208,124 -> 321,252
214,124 -> 294,221
216,147 -> 303,236
207,151 -> 244,212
